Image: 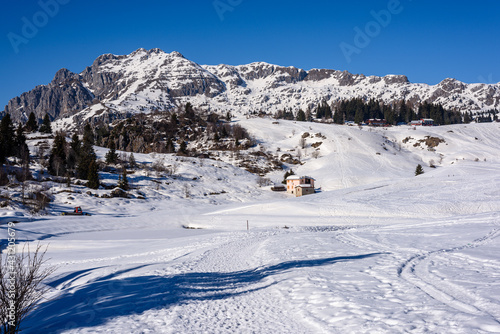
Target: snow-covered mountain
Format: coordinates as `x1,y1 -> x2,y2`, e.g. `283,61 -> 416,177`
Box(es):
3,48 -> 499,126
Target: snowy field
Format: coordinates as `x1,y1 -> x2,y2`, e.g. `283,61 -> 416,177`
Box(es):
1,121 -> 500,333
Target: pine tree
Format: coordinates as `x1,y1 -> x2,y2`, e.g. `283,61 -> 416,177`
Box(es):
77,124 -> 96,180
354,108 -> 364,124
463,111 -> 472,124
275,109 -> 284,119
14,123 -> 30,162
165,138 -> 176,153
128,153 -> 136,168
220,125 -> 228,138
67,133 -> 81,172
105,140 -> 118,164
86,160 -> 99,189
0,113 -> 15,163
415,164 -> 424,176
296,109 -> 306,122
82,123 -> 94,146
69,133 -> 81,156
282,169 -> 295,184
305,108 -> 313,122
333,109 -> 344,124
170,113 -> 178,125
25,112 -> 38,132
185,102 -> 195,119
384,105 -> 396,125
118,169 -> 129,190
39,114 -> 52,134
178,141 -> 187,155
49,132 -> 67,177
316,101 -> 333,119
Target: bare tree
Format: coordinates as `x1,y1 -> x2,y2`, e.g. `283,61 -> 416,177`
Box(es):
20,155 -> 30,206
128,153 -> 137,168
171,162 -> 179,175
0,242 -> 55,334
299,137 -> 306,149
311,150 -> 320,159
257,176 -> 270,187
152,157 -> 166,176
183,183 -> 191,198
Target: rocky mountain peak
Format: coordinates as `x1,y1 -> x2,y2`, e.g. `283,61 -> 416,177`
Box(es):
2,49 -> 499,126
383,74 -> 409,85
438,78 -> 465,92
52,68 -> 80,85
170,51 -> 185,58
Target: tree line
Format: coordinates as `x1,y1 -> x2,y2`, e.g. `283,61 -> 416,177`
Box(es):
92,103 -> 253,155
1,104 -> 255,190
0,111 -> 99,189
274,98 -> 467,125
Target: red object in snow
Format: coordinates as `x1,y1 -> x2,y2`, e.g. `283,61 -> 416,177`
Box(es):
61,206 -> 90,216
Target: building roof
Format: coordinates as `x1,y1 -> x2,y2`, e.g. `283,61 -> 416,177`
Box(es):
286,175 -> 316,181
296,184 -> 314,188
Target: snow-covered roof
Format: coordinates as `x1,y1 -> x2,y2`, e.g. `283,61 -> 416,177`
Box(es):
296,184 -> 314,188
286,175 -> 316,181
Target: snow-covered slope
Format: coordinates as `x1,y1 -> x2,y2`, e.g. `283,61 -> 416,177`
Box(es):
1,121 -> 500,333
3,48 -> 500,126
238,118 -> 500,191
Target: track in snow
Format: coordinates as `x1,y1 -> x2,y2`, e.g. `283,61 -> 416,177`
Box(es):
398,226 -> 500,323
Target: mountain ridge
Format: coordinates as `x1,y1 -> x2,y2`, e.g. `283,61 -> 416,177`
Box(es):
2,48 -> 499,125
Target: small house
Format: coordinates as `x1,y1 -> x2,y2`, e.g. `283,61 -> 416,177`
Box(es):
295,184 -> 315,197
286,175 -> 315,197
367,119 -> 388,127
410,119 -> 434,126
421,118 -> 434,126
271,184 -> 286,191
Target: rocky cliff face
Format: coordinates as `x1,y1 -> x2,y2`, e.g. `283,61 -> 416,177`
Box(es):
2,48 -> 499,126
3,68 -> 94,123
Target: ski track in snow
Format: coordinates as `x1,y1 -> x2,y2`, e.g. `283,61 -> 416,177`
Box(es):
398,226 -> 500,324
337,222 -> 500,331
163,231 -> 313,333
327,220 -> 500,333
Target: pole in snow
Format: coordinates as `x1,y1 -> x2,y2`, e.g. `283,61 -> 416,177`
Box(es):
247,220 -> 249,231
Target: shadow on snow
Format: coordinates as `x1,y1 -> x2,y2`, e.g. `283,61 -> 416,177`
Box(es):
24,252 -> 382,333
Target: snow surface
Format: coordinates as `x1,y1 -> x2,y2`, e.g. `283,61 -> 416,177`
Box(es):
2,121 -> 500,333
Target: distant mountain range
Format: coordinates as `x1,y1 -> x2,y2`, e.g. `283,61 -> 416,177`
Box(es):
3,48 -> 499,126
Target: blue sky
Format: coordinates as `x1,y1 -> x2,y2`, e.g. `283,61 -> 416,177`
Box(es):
1,0 -> 499,109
